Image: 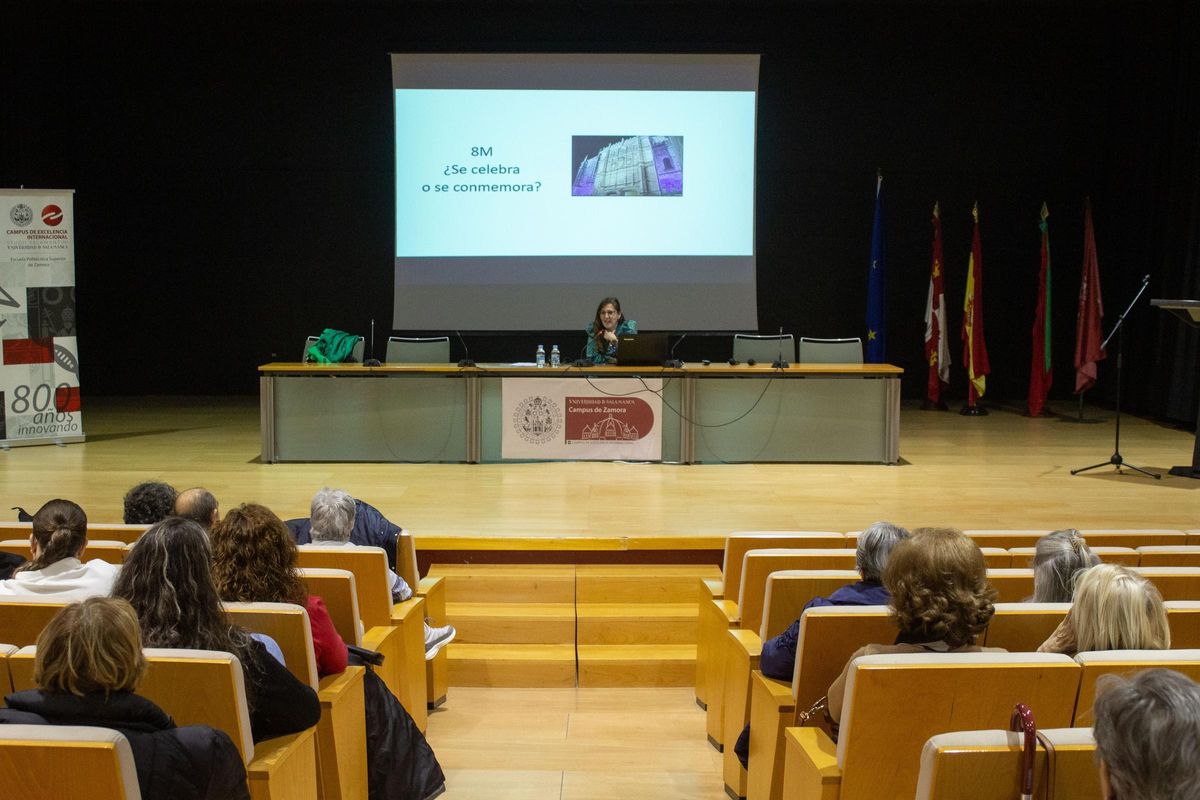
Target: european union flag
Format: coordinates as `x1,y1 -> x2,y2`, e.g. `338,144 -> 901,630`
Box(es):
865,172 -> 886,363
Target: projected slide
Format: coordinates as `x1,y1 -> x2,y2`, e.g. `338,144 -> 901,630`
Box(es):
391,54 -> 759,331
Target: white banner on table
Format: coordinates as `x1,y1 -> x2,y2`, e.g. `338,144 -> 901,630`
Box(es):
502,377 -> 662,460
0,189 -> 84,446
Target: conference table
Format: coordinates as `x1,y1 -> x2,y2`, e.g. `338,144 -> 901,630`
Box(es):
258,362 -> 902,464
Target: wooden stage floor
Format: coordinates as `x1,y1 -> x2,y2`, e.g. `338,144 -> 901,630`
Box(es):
1,395 -> 1194,533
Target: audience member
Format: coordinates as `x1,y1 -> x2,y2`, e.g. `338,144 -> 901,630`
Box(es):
123,481 -> 178,525
825,527 -> 999,727
0,499 -> 118,599
288,491 -> 403,570
309,488 -> 456,658
112,517 -> 320,742
175,487 -> 221,531
1029,528 -> 1100,603
1093,668 -> 1200,800
1038,563 -> 1170,655
210,502 -> 447,800
0,597 -> 249,800
733,521 -> 908,766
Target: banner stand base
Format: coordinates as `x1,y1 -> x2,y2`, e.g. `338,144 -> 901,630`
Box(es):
0,434 -> 86,450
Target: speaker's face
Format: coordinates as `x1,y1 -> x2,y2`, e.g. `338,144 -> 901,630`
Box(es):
599,304 -> 620,331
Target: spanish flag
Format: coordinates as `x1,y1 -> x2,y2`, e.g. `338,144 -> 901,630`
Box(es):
962,203 -> 990,409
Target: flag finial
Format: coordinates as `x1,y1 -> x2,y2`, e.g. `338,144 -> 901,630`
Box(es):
972,202 -> 979,223
1041,202 -> 1049,221
933,201 -> 940,219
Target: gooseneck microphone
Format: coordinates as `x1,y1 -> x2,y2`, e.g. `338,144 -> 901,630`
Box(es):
362,318 -> 382,367
665,332 -> 687,368
455,331 -> 476,367
771,325 -> 790,369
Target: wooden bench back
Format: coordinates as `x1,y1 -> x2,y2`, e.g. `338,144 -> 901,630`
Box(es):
298,568 -> 363,646
1133,566 -> 1200,601
1072,649 -> 1200,725
723,533 -> 846,596
297,545 -> 393,629
223,602 -> 319,690
0,522 -> 148,545
838,653 -> 1080,800
1166,601 -> 1200,648
1138,546 -> 1200,567
738,559 -> 857,636
915,728 -> 1099,800
0,723 -> 143,799
757,570 -> 860,641
0,598 -> 69,647
0,539 -> 129,564
0,643 -> 15,695
1007,545 -> 1139,567
982,603 -> 1070,652
791,605 -> 896,710
984,569 -> 1035,603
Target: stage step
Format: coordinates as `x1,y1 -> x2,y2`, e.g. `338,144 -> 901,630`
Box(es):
445,601 -> 576,644
576,564 -> 722,603
428,564 -> 575,603
447,643 -> 577,688
576,603 -> 698,645
577,644 -> 697,687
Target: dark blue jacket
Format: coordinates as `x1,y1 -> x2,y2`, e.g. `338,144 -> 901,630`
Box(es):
758,580 -> 891,680
0,689 -> 249,800
287,499 -> 401,570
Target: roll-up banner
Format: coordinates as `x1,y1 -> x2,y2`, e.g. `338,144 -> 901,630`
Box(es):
0,189 -> 84,447
501,377 -> 662,461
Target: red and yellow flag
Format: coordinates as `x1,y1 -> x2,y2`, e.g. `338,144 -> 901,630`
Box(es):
961,203 -> 990,406
923,202 -> 950,405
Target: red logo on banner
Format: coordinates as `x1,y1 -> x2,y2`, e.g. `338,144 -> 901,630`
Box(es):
41,205 -> 63,226
564,396 -> 655,442
54,385 -> 82,413
3,338 -> 54,364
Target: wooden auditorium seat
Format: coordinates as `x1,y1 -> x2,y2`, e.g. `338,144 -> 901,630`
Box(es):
0,522 -> 148,545
224,601 -> 367,800
1166,601 -> 1200,647
696,532 -> 846,709
703,556 -> 858,751
1137,546 -> 1200,567
983,569 -> 1035,603
746,605 -> 894,800
963,531 -> 1050,549
1008,545 -> 1139,566
299,567 -> 425,731
397,531 -> 449,708
913,728 -> 1100,800
1132,566 -> 1200,600
781,652 -> 1080,800
10,646 -> 318,800
0,724 -> 143,800
0,643 -> 15,695
981,603 -> 1071,652
0,539 -> 129,564
0,597 -> 69,647
1079,529 -> 1186,547
1072,649 -> 1200,725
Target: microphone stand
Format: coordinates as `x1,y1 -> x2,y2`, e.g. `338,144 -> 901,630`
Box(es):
664,333 -> 687,369
771,326 -> 790,369
1071,274 -> 1160,479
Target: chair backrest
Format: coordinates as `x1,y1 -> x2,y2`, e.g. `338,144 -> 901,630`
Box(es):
721,532 -> 846,596
397,531 -> 420,591
1132,566 -> 1200,601
0,596 -> 70,647
304,334 -> 365,363
1008,545 -> 1139,567
223,601 -> 320,690
297,545 -> 394,629
1166,601 -> 1200,647
1073,649 -> 1200,725
0,522 -> 146,545
385,336 -> 451,364
0,539 -> 130,565
756,568 -> 857,640
963,530 -> 1049,549
978,548 -> 1010,568
738,556 -> 857,634
0,724 -> 143,800
915,727 -> 1099,800
732,333 -> 796,363
0,643 -> 15,695
791,605 -> 896,709
297,567 -> 363,646
1080,529 -> 1186,547
797,336 -> 863,364
837,652 -> 1080,798
10,645 -> 255,764
1138,546 -> 1200,567
985,569 -> 1035,603
982,602 -> 1071,652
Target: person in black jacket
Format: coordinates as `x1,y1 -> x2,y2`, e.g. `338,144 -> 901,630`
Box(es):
0,596 -> 249,800
111,517 -> 321,742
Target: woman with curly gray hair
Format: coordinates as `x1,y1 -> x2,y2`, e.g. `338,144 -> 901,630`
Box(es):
826,527 -> 1001,724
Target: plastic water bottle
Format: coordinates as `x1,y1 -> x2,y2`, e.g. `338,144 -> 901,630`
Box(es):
550,344 -> 560,368
536,344 -> 546,368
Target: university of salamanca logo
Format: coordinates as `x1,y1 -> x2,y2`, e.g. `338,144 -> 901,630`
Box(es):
512,396 -> 561,444
9,204 -> 33,227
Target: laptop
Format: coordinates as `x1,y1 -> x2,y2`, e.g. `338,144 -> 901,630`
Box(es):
615,332 -> 670,365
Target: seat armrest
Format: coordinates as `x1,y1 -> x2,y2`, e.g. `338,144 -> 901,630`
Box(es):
785,727 -> 841,800
415,576 -> 445,620
747,671 -> 797,800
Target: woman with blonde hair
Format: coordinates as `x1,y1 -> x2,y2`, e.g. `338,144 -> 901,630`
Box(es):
826,527 -> 1001,725
1039,563 -> 1170,655
1029,528 -> 1100,603
0,597 -> 249,799
0,498 -> 118,599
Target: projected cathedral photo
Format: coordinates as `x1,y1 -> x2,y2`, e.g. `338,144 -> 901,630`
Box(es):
571,135 -> 683,196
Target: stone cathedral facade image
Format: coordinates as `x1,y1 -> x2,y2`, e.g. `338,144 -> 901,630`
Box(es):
572,135 -> 683,197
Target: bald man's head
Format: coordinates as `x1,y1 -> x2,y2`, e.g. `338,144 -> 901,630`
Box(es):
174,487 -> 220,531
